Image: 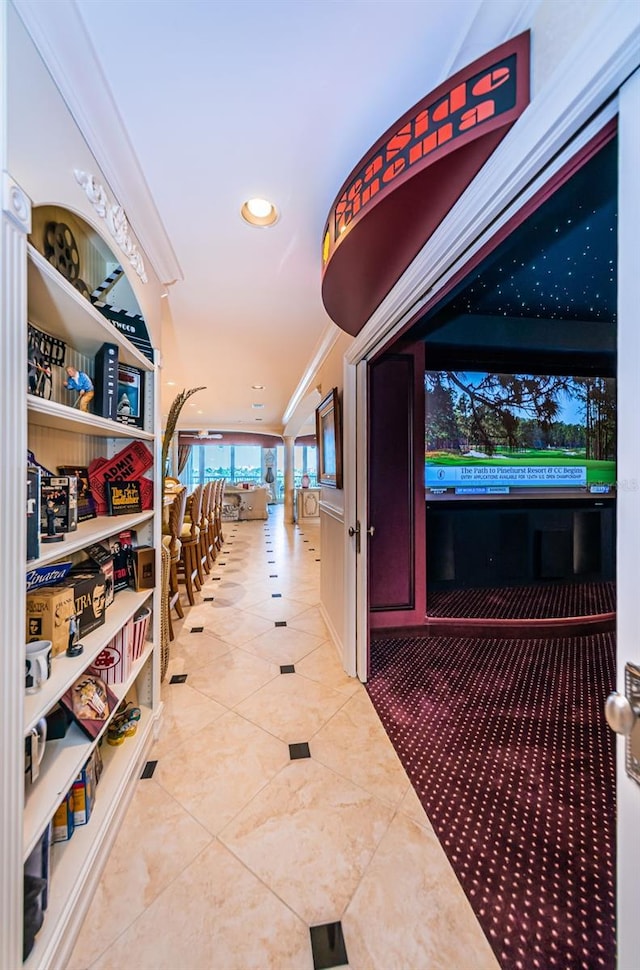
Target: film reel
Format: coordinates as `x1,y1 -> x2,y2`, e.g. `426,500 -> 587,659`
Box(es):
43,221 -> 80,282
73,279 -> 91,301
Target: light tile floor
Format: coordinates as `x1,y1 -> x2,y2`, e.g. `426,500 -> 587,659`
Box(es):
68,506 -> 497,970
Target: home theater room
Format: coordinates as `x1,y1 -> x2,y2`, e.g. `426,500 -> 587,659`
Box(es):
365,124 -> 618,970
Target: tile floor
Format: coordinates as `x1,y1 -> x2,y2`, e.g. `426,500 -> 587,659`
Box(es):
68,506 -> 497,970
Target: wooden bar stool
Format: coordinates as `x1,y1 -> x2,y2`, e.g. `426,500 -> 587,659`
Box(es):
204,480 -> 217,569
213,477 -> 226,552
177,484 -> 203,606
162,486 -> 187,639
198,481 -> 214,580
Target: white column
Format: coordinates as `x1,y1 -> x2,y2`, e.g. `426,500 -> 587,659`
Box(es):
283,435 -> 295,523
1,159 -> 31,970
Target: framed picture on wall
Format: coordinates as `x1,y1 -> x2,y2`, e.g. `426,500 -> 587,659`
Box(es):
316,387 -> 342,488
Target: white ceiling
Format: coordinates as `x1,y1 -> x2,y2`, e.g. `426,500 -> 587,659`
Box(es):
16,0 -> 532,435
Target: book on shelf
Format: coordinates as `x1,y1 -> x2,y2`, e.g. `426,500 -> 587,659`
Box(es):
108,530 -> 137,592
115,363 -> 145,429
58,673 -> 119,741
132,545 -> 155,591
106,480 -> 143,516
93,342 -> 119,420
57,466 -> 97,522
40,475 -> 78,536
27,466 -> 40,561
83,542 -> 115,607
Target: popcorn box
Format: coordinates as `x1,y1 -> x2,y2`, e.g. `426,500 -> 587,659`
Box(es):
131,607 -> 151,661
88,618 -> 134,685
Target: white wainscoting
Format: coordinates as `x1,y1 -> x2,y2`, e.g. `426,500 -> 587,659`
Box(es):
319,500 -> 345,660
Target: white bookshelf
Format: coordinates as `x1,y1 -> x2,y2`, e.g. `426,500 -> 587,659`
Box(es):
19,215 -> 163,968
24,639 -> 155,859
27,511 -> 154,571
27,244 -> 153,371
23,705 -> 155,970
24,588 -> 152,734
28,394 -> 155,440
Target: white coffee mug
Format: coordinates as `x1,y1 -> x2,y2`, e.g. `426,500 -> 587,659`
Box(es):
25,640 -> 52,694
25,717 -> 48,783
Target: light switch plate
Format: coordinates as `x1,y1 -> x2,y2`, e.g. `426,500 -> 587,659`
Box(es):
624,662 -> 640,785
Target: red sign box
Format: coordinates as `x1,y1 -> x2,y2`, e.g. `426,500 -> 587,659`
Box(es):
321,32 -> 530,336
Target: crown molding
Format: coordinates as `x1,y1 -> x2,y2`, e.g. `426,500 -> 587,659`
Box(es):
11,0 -> 183,287
282,322 -> 341,428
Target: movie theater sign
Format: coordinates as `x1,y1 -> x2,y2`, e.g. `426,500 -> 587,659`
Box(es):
321,33 -> 530,336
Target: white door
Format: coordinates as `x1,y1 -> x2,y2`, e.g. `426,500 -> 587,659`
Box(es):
342,357 -> 370,682
613,67 -> 640,969
355,358 -> 369,681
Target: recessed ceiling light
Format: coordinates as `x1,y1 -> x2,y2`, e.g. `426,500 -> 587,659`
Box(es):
252,403 -> 264,409
241,197 -> 279,228
167,381 -> 176,386
251,384 -> 265,390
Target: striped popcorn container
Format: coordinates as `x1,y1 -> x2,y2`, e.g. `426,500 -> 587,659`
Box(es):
88,618 -> 134,685
130,607 -> 151,662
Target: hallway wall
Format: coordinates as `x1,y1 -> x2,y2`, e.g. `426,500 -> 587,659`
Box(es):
312,330 -> 352,654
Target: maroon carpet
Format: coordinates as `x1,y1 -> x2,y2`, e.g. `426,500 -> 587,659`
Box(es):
427,580 -> 616,619
366,633 -> 616,970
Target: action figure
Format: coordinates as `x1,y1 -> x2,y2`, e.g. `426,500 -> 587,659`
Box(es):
45,498 -> 58,536
28,352 -> 52,399
64,366 -> 94,412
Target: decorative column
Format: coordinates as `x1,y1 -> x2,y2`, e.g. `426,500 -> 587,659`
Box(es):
283,435 -> 295,523
1,166 -> 31,967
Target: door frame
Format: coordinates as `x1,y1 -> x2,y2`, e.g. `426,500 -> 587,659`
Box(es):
341,13 -> 639,959
343,2 -> 638,680
614,65 -> 640,969
342,357 -> 369,681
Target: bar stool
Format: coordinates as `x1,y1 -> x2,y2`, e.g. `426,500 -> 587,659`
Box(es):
162,485 -> 187,639
213,477 -> 226,552
177,484 -> 203,606
198,481 -> 214,581
204,480 -> 217,569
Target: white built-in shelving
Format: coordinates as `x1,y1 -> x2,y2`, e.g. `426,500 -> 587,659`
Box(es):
27,511 -> 154,570
27,244 -> 153,372
28,394 -> 155,440
20,220 -> 162,969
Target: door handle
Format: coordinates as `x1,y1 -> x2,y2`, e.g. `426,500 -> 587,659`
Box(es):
348,522 -> 361,554
367,526 -> 375,537
605,692 -> 638,736
605,661 -> 640,785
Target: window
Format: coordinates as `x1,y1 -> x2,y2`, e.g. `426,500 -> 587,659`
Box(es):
180,444 -> 262,488
273,444 -> 317,498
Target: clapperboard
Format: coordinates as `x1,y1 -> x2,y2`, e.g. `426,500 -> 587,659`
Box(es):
91,268 -> 154,363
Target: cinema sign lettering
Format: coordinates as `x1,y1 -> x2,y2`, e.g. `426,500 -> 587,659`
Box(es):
321,33 -> 530,334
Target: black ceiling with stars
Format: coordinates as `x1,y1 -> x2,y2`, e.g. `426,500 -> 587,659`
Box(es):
414,135 -> 617,373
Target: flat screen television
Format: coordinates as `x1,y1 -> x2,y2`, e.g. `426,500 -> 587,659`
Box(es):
425,370 -> 616,500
